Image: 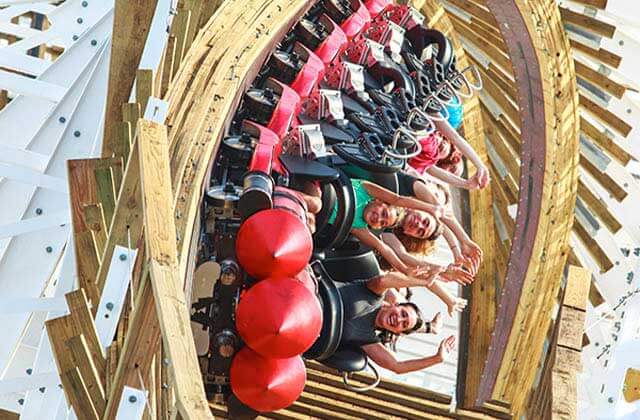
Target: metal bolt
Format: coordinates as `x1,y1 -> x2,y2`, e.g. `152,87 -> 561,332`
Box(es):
77,17 -> 83,24
128,395 -> 137,403
39,387 -> 46,393
26,368 -> 32,375
58,116 -> 66,123
35,208 -> 43,215
82,1 -> 88,6
46,246 -> 53,253
72,35 -> 78,41
106,302 -> 114,311
91,39 -> 97,46
161,383 -> 169,390
119,254 -> 127,261
608,397 -> 614,403
18,399 -> 24,406
74,130 -> 81,137
163,358 -> 170,366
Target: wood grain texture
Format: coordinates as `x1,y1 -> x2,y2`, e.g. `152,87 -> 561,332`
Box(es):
137,119 -> 212,419
102,0 -> 158,156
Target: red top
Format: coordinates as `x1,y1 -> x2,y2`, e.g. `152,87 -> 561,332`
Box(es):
408,131 -> 443,174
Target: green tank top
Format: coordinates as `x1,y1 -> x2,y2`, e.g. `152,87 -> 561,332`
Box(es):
328,178 -> 373,229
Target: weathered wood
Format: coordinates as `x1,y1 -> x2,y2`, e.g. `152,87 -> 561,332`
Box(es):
170,10 -> 192,78
66,335 -> 106,416
103,279 -> 161,420
137,119 -> 212,419
569,39 -> 621,69
559,6 -> 615,38
102,0 -> 158,157
65,289 -> 106,379
83,204 -> 108,256
94,167 -> 117,228
135,69 -> 155,116
564,266 -> 591,312
63,367 -> 100,420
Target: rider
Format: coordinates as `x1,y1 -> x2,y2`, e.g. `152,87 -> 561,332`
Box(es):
337,270 -> 456,374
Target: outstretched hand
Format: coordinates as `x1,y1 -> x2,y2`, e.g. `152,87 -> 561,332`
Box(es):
440,264 -> 475,285
460,240 -> 483,275
436,335 -> 456,363
409,264 -> 444,287
446,297 -> 468,317
466,166 -> 490,190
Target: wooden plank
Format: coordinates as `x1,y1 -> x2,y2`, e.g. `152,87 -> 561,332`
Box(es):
66,335 -> 106,416
113,122 -> 133,172
63,367 -> 100,420
0,409 -> 18,420
137,119 -> 212,419
580,116 -> 632,166
170,10 -> 192,78
579,153 -> 627,201
569,39 -> 621,69
572,219 -> 613,272
135,69 -> 154,116
67,160 -> 101,305
556,307 -> 586,351
122,102 -> 141,125
102,0 -> 159,157
574,60 -> 625,99
564,266 -> 591,312
95,167 -> 117,226
577,179 -> 622,234
559,7 -> 615,38
102,280 -> 161,420
160,35 -> 176,98
65,289 -> 106,379
95,131 -> 145,294
579,94 -> 632,137
83,204 -> 108,256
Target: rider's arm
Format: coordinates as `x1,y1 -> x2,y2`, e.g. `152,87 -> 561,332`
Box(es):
361,342 -> 443,374
435,119 -> 486,171
351,228 -> 411,274
360,181 -> 442,215
366,271 -> 428,295
380,232 -> 440,270
425,165 -> 468,189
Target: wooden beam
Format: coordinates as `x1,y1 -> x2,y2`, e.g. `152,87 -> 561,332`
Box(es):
569,39 -> 621,69
65,289 -> 106,379
137,119 -> 212,419
579,94 -> 632,137
102,0 -> 158,157
560,7 -> 616,38
66,335 -> 106,416
577,179 -> 622,234
580,116 -> 632,166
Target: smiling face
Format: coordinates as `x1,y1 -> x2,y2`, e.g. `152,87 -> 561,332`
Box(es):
402,210 -> 437,239
364,201 -> 399,230
436,135 -> 452,161
376,304 -> 419,334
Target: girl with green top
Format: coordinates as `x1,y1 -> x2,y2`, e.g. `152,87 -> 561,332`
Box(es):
328,178 -> 473,285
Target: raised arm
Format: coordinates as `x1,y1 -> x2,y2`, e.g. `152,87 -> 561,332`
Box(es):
352,228 -> 411,274
425,165 -> 469,189
362,336 -> 455,374
360,181 -> 443,217
435,119 -> 485,172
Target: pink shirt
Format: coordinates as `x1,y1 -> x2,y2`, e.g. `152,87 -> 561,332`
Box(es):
408,131 -> 442,174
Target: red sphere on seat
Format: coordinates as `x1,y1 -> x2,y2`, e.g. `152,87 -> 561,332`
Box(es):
236,209 -> 312,279
230,347 -> 306,412
295,266 -> 317,294
236,276 -> 322,358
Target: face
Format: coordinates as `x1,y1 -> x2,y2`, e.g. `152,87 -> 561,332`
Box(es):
436,135 -> 452,161
378,304 -> 419,334
364,201 -> 399,230
402,210 -> 437,239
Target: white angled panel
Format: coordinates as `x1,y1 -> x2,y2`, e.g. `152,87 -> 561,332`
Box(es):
95,246 -> 138,351
115,387 -> 146,420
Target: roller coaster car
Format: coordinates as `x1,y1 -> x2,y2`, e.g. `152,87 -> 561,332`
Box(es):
190,2 -> 485,414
